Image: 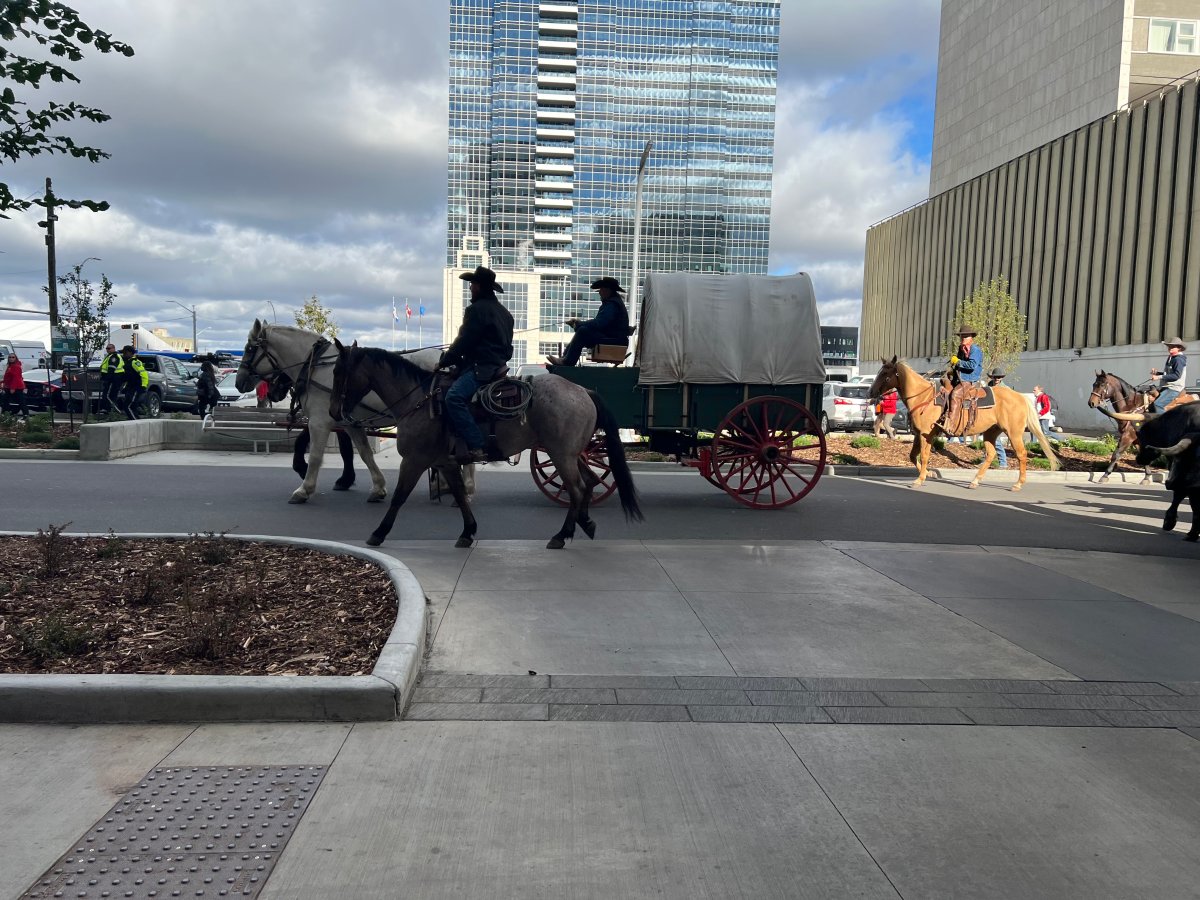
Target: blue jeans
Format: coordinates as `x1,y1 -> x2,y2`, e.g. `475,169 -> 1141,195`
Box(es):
445,370 -> 484,450
995,434 -> 1008,468
1152,387 -> 1180,412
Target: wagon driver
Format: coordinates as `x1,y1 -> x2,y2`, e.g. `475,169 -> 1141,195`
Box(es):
440,265 -> 514,465
940,325 -> 983,434
547,276 -> 631,367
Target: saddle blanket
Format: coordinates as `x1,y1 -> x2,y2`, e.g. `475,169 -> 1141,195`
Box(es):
934,385 -> 996,409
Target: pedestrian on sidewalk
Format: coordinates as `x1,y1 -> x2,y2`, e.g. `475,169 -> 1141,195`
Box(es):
873,388 -> 898,439
2,353 -> 30,418
1034,385 -> 1056,439
118,346 -> 148,420
99,343 -> 122,414
987,367 -> 1009,468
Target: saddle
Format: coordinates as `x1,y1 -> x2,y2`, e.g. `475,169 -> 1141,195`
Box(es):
936,382 -> 995,436
431,366 -> 531,462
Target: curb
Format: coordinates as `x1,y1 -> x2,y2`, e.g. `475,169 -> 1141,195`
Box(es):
0,533 -> 427,724
827,465 -> 1164,483
0,448 -> 80,460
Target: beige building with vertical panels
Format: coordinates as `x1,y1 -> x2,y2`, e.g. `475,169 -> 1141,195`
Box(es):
868,0 -> 1200,429
930,0 -> 1200,195
863,76 -> 1199,429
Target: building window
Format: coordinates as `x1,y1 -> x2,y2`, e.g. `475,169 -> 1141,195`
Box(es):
1149,18 -> 1198,54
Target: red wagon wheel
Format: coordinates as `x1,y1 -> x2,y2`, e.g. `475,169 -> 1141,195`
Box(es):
710,396 -> 826,509
530,436 -> 617,507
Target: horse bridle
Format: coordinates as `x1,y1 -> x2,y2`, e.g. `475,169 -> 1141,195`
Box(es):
334,349 -> 431,430
1088,376 -> 1149,412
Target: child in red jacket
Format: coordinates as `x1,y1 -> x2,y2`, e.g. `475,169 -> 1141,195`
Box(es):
1,354 -> 30,417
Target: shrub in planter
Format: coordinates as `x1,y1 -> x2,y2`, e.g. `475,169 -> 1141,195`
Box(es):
18,431 -> 52,444
850,435 -> 881,449
54,437 -> 81,450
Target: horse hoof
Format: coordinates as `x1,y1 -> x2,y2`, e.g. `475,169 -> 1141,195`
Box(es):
1010,484 -> 1022,492
1164,514 -> 1178,531
333,483 -> 352,492
1185,533 -> 1198,543
455,536 -> 474,549
580,520 -> 597,539
367,494 -> 386,503
546,537 -> 566,550
366,535 -> 384,547
968,482 -> 979,490
1098,475 -> 1109,483
1141,478 -> 1153,486
288,495 -> 308,505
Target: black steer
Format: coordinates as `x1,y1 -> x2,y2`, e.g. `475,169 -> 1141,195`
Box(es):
1109,404 -> 1200,542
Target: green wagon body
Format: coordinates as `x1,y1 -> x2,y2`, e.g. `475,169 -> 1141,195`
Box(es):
533,273 -> 828,510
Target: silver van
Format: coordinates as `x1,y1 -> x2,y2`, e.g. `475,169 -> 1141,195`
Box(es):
0,339 -> 50,379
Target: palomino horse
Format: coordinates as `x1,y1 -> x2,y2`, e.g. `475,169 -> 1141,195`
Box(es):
236,321 -> 437,505
869,356 -> 1060,490
329,342 -> 643,548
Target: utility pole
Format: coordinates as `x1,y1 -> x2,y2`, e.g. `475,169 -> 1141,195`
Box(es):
41,178 -> 59,327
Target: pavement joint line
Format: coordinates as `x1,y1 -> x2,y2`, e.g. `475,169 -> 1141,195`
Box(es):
403,675 -> 1198,726
0,531 -> 427,724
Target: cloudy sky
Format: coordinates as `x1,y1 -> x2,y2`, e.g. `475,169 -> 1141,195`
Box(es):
0,0 -> 940,353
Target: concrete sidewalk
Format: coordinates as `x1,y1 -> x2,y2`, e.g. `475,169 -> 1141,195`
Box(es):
4,539 -> 1200,899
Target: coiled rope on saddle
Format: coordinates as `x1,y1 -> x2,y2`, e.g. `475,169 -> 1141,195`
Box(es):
475,377 -> 533,419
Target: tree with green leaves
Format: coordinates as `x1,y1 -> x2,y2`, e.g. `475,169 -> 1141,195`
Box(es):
294,294 -> 339,340
52,258 -> 115,422
940,277 -> 1028,379
0,2 -> 134,216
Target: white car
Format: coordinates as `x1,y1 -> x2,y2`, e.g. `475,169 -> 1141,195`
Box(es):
820,382 -> 874,433
216,371 -> 257,406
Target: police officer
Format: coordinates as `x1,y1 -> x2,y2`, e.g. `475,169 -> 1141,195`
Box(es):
99,342 -> 122,414
441,266 -> 514,464
118,346 -> 149,419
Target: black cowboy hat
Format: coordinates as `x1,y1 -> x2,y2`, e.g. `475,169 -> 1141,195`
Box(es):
590,276 -> 626,294
988,367 -> 1005,379
956,326 -> 977,337
1164,336 -> 1186,349
459,265 -> 504,293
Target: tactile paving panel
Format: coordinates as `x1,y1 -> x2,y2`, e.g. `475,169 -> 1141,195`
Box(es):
21,765 -> 325,899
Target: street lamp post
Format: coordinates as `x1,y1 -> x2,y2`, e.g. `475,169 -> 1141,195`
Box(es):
630,139 -> 653,361
167,300 -> 197,352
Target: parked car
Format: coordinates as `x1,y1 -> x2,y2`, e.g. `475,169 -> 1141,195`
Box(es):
19,369 -> 65,411
820,382 -> 874,433
216,371 -> 257,406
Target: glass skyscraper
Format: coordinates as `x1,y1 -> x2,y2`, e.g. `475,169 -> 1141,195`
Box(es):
444,0 -> 780,365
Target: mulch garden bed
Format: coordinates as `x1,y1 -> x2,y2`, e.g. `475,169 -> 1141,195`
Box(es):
0,534 -> 397,676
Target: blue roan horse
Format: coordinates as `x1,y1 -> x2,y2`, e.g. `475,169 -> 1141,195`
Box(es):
330,341 -> 643,548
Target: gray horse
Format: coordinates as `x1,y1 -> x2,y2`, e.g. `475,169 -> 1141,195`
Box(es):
236,321 -> 438,504
329,341 -> 643,548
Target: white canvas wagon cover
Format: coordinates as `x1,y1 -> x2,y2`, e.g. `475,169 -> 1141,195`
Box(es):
635,272 -> 825,385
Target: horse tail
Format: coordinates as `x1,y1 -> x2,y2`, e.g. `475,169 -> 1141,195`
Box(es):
589,390 -> 645,522
1024,394 -> 1061,471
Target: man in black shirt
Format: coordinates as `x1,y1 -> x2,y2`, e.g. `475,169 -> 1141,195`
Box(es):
441,266 -> 514,464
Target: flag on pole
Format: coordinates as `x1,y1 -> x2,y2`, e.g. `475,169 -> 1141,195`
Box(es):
418,304 -> 426,317
392,298 -> 399,321
405,301 -> 413,319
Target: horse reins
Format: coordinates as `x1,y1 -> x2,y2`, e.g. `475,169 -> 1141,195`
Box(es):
334,354 -> 433,431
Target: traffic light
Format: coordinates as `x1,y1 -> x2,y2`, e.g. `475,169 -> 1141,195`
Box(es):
119,323 -> 140,330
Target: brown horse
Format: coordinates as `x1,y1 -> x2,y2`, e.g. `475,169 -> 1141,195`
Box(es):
1086,370 -> 1156,484
869,356 -> 1060,490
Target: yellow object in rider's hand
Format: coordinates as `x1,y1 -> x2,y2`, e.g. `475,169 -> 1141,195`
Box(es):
950,355 -> 959,365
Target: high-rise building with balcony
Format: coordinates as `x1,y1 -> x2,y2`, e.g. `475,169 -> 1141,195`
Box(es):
444,0 -> 781,365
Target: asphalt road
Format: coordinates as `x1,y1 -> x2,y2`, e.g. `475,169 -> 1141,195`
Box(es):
2,456 -> 1196,558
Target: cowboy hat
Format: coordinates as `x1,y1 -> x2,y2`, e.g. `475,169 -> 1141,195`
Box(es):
590,276 -> 626,294
988,367 -> 1005,379
956,326 -> 977,337
459,265 -> 505,293
1164,336 -> 1186,349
